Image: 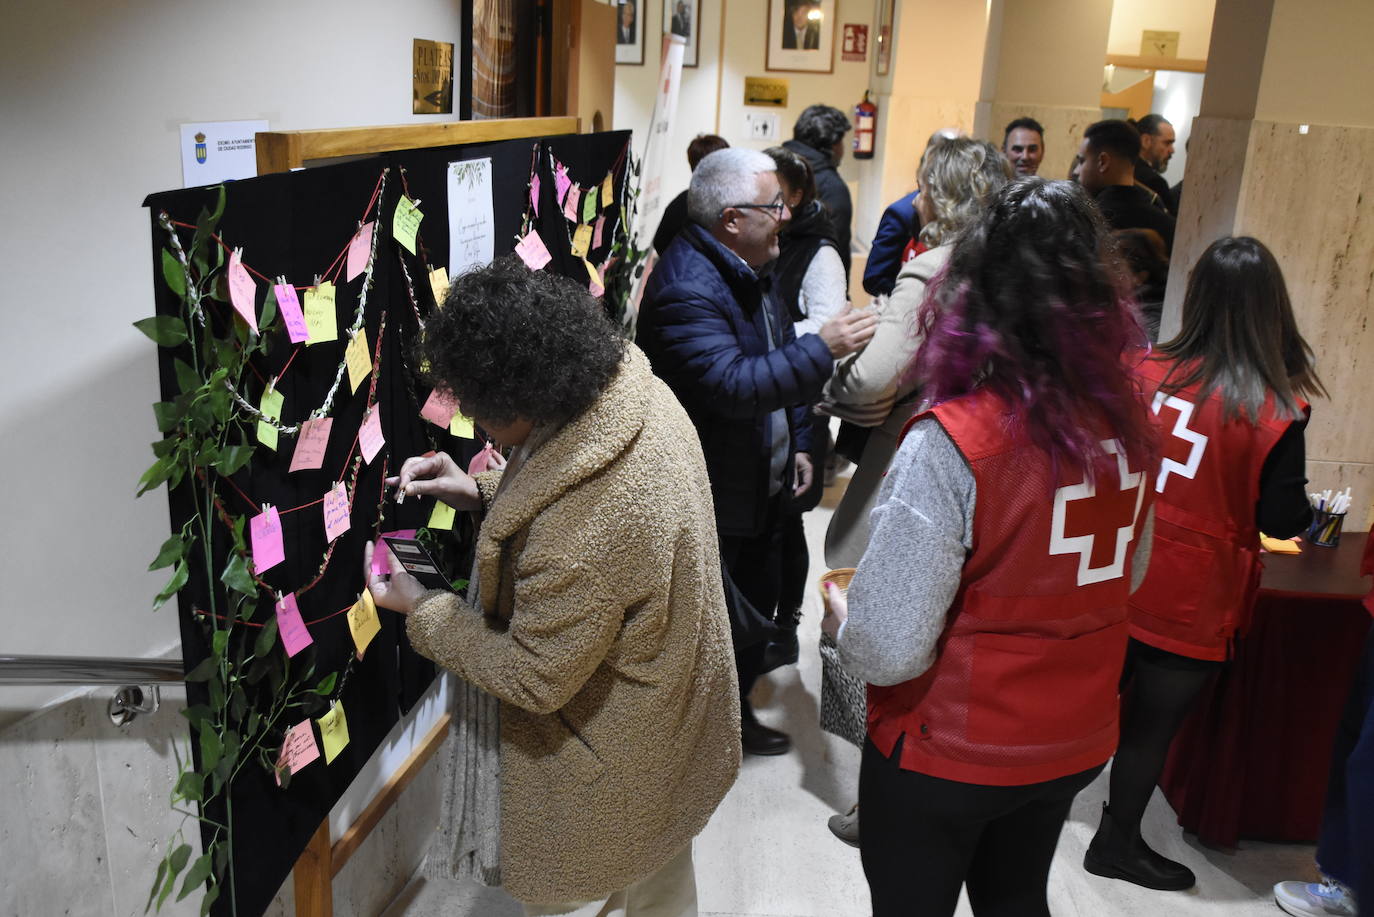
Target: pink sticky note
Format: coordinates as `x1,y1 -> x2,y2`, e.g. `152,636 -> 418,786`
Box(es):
530,174 -> 541,216
276,593 -> 313,657
372,528 -> 418,576
278,720 -> 320,777
346,222 -> 374,282
360,406 -> 385,464
554,165 -> 572,203
563,185 -> 582,223
323,482 -> 350,542
274,283 -> 308,343
228,250 -> 258,333
289,418 -> 333,473
420,389 -> 460,428
592,215 -> 607,250
515,230 -> 552,271
467,442 -> 499,475
250,506 -> 285,574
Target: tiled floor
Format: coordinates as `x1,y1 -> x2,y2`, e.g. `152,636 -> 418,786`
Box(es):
388,474 -> 1318,917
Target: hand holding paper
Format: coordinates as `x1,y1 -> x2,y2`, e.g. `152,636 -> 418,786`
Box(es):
386,451 -> 482,511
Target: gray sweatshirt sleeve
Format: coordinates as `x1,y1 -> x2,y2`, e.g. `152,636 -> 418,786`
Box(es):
837,418 -> 974,686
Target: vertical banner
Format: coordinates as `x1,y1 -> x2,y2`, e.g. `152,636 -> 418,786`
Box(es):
634,33 -> 687,246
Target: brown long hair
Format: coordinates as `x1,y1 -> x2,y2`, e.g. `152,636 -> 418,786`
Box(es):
1160,236 -> 1325,420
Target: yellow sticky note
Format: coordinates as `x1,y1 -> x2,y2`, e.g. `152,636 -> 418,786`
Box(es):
1260,534 -> 1302,554
303,282 -> 337,345
601,173 -> 614,207
570,224 -> 593,259
429,267 -> 450,307
258,387 -> 285,451
316,702 -> 350,764
393,196 -> 423,255
428,500 -> 456,531
449,412 -> 474,439
345,330 -> 372,393
347,590 -> 381,657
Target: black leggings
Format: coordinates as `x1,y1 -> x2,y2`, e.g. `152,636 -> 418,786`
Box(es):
1108,639 -> 1221,835
859,738 -> 1103,917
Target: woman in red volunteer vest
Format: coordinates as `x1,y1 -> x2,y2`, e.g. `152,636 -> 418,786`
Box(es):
1085,235 -> 1327,891
822,178 -> 1157,917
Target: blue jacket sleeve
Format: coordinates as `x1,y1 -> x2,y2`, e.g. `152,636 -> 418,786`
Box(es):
862,196 -> 914,296
642,285 -> 834,421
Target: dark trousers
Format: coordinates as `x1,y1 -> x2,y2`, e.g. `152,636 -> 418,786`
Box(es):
1317,627 -> 1374,905
860,737 -> 1103,917
719,494 -> 784,701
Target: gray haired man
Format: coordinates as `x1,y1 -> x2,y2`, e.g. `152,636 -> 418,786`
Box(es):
637,148 -> 875,756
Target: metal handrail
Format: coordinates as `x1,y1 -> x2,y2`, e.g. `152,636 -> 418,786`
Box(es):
0,654 -> 184,686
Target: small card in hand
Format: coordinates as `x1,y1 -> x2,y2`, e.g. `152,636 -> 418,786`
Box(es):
381,537 -> 455,591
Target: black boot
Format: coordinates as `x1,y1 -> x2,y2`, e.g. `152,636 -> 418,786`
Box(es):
1084,803 -> 1196,891
741,701 -> 791,756
760,610 -> 801,674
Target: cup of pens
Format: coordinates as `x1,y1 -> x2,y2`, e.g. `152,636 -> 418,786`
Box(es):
1308,488 -> 1351,548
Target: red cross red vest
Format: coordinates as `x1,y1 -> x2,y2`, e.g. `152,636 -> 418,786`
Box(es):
867,389 -> 1153,786
1128,356 -> 1306,660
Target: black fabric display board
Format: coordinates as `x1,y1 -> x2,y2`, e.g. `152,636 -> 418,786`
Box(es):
142,128 -> 630,916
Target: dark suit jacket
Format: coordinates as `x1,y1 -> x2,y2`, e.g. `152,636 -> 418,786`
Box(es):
782,22 -> 820,49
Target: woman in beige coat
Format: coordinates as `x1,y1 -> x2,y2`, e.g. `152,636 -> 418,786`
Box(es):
367,257 -> 741,916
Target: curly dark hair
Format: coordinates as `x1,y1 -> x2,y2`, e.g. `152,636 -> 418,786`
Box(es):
420,256 -> 627,427
793,104 -> 851,152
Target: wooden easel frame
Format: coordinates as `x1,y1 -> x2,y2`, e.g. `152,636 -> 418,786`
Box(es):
269,115 -> 577,916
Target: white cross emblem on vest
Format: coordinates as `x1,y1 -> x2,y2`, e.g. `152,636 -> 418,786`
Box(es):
1152,392 -> 1209,493
1049,440 -> 1146,586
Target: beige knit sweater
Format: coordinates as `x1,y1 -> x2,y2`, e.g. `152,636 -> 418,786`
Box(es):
407,345 -> 741,905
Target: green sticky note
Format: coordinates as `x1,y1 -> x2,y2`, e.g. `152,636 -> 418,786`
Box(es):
428,500 -> 456,531
393,196 -> 423,255
316,702 -> 350,764
581,185 -> 598,224
258,387 -> 285,451
449,412 -> 475,439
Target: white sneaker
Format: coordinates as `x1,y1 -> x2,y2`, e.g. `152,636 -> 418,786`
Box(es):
1274,879 -> 1356,917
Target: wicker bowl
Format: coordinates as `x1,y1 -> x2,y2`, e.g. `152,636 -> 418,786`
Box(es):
817,567 -> 856,614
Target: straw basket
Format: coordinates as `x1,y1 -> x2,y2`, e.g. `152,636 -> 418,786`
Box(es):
816,567 -> 864,747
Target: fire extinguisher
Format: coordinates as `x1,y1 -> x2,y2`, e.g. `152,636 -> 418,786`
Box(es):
853,90 -> 877,160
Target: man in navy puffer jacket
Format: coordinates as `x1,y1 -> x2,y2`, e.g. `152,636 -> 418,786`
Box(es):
638,147 -> 875,756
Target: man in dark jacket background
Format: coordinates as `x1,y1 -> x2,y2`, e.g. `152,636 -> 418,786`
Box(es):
637,147 -> 875,756
783,105 -> 853,280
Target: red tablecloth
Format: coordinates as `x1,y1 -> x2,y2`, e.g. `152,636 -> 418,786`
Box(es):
1158,534 -> 1372,848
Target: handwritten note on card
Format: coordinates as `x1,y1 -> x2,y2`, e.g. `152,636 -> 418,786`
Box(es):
228,249 -> 258,334
303,281 -> 337,345
592,215 -> 607,250
323,482 -> 350,542
563,185 -> 582,223
571,223 -> 593,258
360,406 -> 385,464
348,589 -> 381,657
602,173 -> 614,208
346,221 -> 374,282
429,267 -> 450,307
276,593 -> 313,657
289,418 -> 332,473
250,505 -> 285,574
554,165 -> 571,204
317,702 -> 350,764
515,230 -> 552,270
276,720 -> 320,781
274,283 -> 308,343
258,387 -> 285,451
447,157 -> 495,278
421,389 -> 459,428
345,329 -> 372,394
582,185 -> 598,224
393,196 -> 423,255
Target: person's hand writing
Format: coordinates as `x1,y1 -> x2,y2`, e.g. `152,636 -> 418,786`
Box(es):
818,303 -> 878,358
794,452 -> 814,497
386,452 -> 482,511
821,582 -> 848,640
363,540 -> 426,615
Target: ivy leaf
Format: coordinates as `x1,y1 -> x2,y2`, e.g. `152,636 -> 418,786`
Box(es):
220,554 -> 257,598
215,444 -> 254,477
200,727 -> 223,773
148,534 -> 185,571
198,883 -> 220,917
208,184 -> 226,224
173,770 -> 204,803
135,315 -> 188,348
253,614 -> 279,657
151,400 -> 184,434
312,672 -> 337,696
211,629 -> 230,658
228,684 -> 247,723
184,656 -> 217,683
136,456 -> 175,497
193,441 -> 220,468
176,853 -> 213,902
180,705 -> 213,727
158,843 -> 192,909
153,561 -> 189,611
145,852 -> 169,914
161,249 -> 187,298
173,358 -> 201,396
259,283 -> 278,330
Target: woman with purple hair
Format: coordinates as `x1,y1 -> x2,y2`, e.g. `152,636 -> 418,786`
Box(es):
822,178 -> 1158,916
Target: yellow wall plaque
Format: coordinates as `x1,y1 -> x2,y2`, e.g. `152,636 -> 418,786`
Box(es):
414,38 -> 454,114
1140,30 -> 1180,59
744,77 -> 789,108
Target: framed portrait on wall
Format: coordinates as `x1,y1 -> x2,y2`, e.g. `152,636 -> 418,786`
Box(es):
663,0 -> 701,67
874,0 -> 894,76
766,0 -> 836,73
616,0 -> 645,65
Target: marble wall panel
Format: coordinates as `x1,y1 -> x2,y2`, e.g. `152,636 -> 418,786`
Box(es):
1306,459 -> 1374,533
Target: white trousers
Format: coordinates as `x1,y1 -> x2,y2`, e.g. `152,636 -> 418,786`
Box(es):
522,842 -> 697,917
